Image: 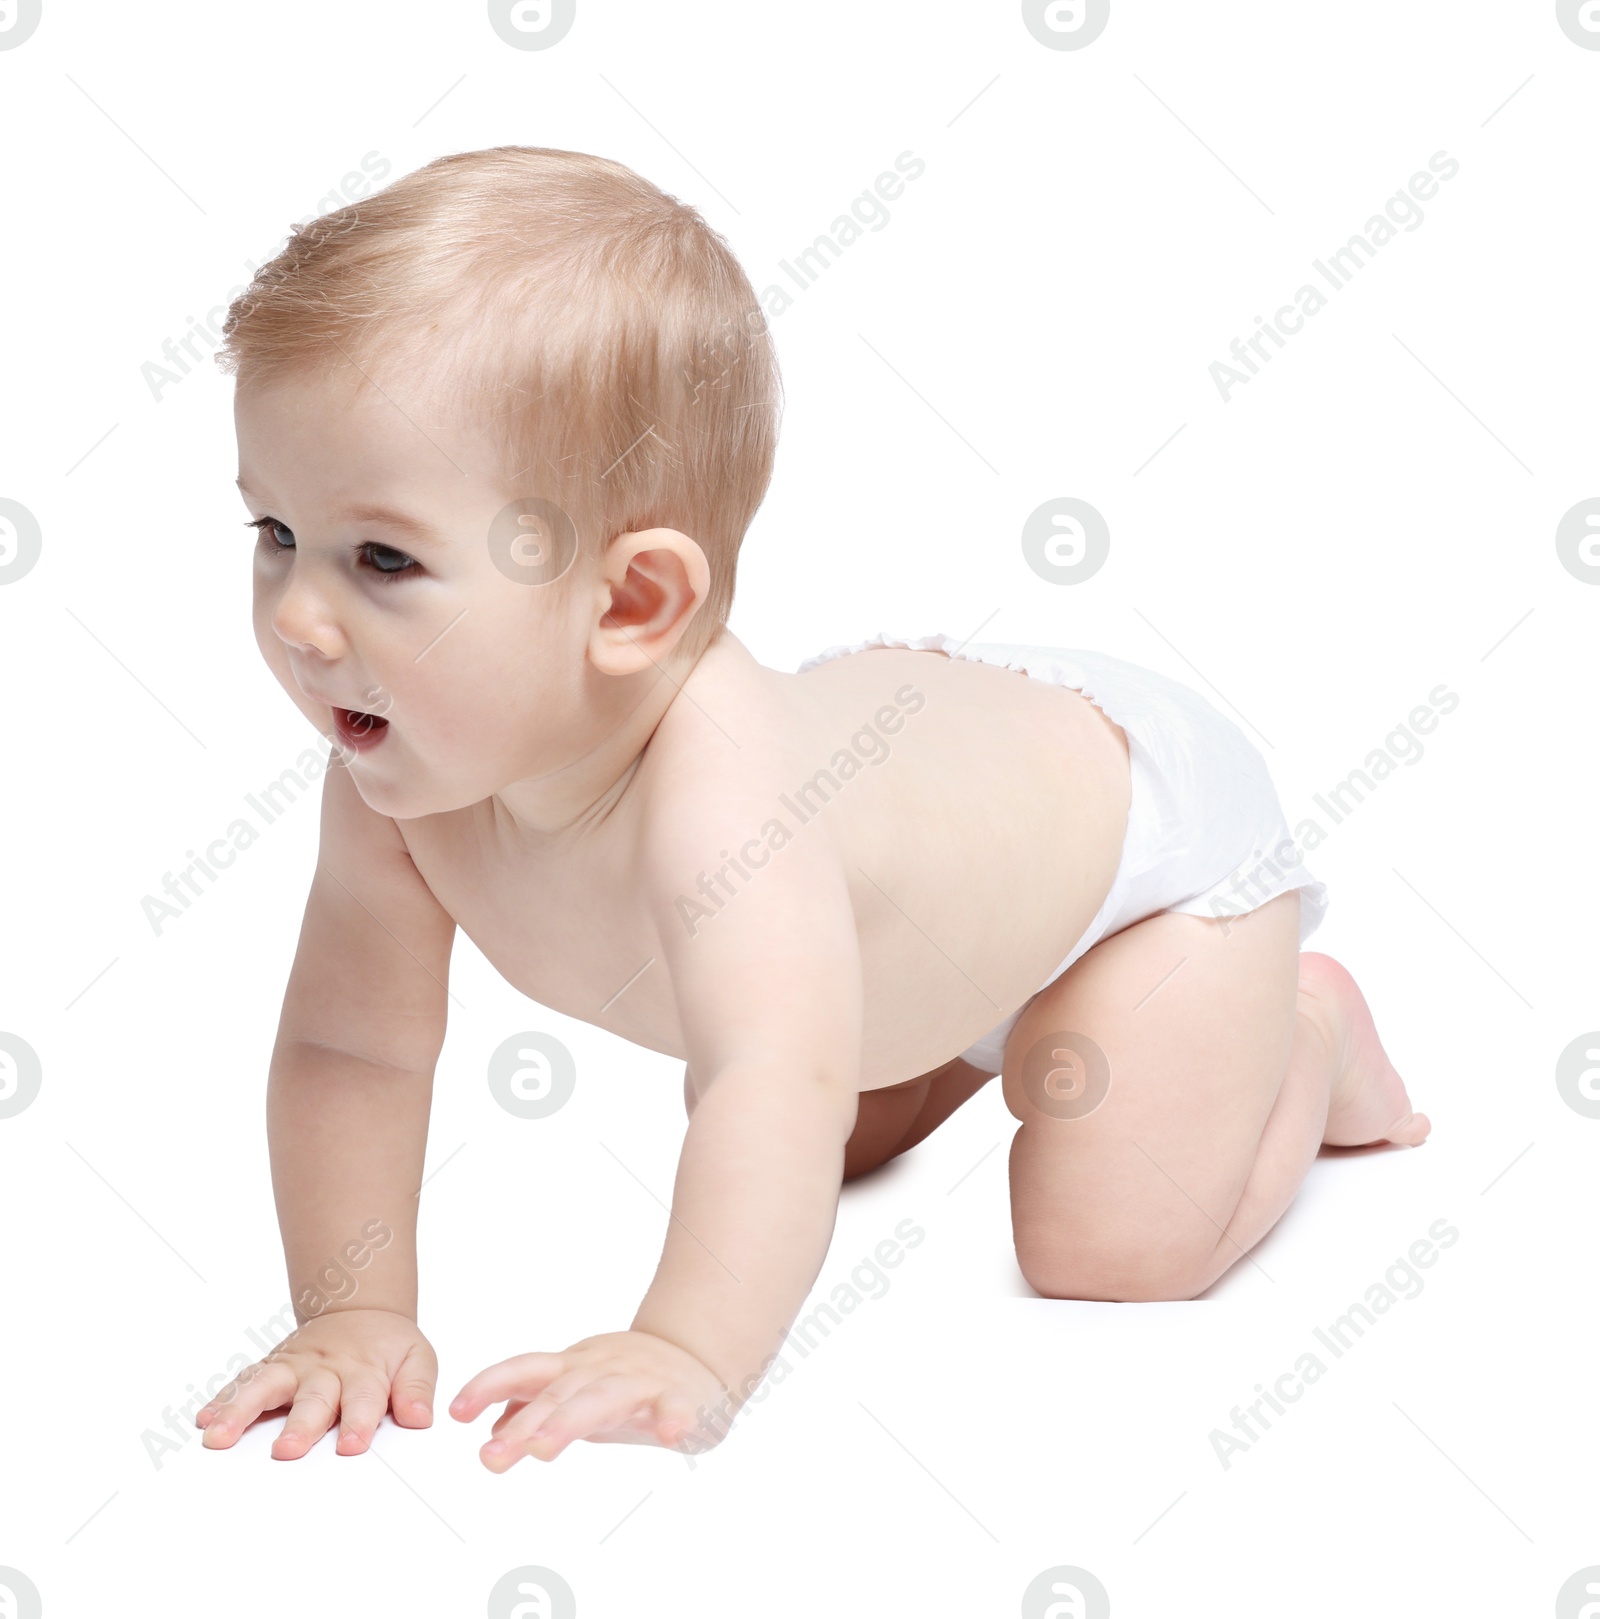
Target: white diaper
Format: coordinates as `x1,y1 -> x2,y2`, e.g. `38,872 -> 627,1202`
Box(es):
797,632 -> 1330,1074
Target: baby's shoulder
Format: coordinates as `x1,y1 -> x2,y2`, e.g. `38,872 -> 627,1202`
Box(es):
633,634 -> 818,815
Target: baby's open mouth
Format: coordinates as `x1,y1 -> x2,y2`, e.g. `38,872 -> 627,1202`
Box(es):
333,706 -> 391,753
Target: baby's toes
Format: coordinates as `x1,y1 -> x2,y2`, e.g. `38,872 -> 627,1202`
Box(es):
1387,1108 -> 1432,1147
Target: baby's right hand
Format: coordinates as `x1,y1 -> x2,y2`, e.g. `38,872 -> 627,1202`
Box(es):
196,1308 -> 437,1460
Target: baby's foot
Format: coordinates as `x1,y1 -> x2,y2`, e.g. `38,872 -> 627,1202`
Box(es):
1299,953 -> 1431,1148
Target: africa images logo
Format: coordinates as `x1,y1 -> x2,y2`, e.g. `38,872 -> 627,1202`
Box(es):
0,0 -> 42,49
1556,0 -> 1600,48
1022,0 -> 1110,51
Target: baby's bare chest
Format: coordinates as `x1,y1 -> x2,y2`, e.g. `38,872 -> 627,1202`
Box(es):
399,817 -> 686,1055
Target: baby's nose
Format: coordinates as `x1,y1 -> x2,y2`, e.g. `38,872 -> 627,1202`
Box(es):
271,578 -> 347,661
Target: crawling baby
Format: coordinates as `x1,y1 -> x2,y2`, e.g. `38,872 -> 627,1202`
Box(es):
196,144 -> 1429,1472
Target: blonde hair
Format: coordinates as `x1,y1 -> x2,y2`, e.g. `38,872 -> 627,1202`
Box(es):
216,145 -> 783,658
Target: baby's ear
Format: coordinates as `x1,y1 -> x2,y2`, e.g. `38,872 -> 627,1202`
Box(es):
590,527 -> 709,675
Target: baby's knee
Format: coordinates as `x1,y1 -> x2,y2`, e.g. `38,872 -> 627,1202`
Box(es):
1016,1229 -> 1217,1303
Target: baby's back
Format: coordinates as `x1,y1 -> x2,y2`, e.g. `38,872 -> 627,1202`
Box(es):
777,642 -> 1131,1082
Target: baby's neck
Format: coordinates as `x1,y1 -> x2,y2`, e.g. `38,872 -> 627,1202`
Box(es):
488,629 -> 742,842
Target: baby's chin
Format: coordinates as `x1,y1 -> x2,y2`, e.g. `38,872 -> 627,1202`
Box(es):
341,754 -> 489,823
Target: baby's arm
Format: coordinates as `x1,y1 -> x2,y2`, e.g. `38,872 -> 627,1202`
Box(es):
629,801 -> 863,1407
450,765 -> 863,1467
198,756 -> 456,1457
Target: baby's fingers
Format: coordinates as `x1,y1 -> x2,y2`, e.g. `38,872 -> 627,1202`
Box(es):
390,1338 -> 438,1430
200,1361 -> 298,1449
335,1379 -> 390,1456
271,1372 -> 342,1460
450,1352 -> 566,1422
484,1375 -> 651,1470
489,1398 -> 531,1440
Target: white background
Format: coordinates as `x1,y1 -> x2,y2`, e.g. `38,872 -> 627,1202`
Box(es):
1,2 -> 1596,1615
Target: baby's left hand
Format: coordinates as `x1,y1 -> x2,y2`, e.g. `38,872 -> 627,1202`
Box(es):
450,1330 -> 729,1470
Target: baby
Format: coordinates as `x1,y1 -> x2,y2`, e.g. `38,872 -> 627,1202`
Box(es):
196,145 -> 1429,1473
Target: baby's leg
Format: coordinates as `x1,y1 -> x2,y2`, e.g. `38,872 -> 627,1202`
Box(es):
1001,890 -> 1429,1302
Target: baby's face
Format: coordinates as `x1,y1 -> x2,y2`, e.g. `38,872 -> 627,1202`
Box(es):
235,370 -> 597,821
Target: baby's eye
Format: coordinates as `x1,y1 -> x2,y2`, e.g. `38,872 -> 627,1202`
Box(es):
360,542 -> 418,579
245,518 -> 417,582
247,516 -> 293,550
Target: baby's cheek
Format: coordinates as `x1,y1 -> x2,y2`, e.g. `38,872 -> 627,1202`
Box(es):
440,701 -> 507,768
251,602 -> 289,676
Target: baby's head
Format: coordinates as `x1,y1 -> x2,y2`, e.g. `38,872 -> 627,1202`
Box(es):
222,146 -> 780,819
